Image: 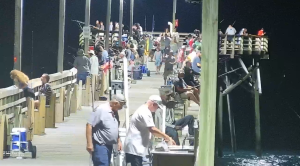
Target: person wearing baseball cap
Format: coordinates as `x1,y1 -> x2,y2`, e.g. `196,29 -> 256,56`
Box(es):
89,50 -> 99,76
86,94 -> 126,166
124,95 -> 176,166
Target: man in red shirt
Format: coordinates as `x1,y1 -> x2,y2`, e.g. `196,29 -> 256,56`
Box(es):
258,28 -> 266,36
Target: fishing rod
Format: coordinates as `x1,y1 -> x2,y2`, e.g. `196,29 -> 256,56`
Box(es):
232,20 -> 236,26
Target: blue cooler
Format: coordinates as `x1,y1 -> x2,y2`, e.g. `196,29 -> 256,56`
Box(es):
11,128 -> 27,150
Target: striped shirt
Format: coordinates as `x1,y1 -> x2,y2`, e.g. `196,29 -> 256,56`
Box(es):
39,83 -> 52,105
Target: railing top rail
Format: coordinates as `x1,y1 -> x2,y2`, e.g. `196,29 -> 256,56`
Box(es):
0,68 -> 77,99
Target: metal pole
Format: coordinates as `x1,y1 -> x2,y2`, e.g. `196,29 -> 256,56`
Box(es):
57,0 -> 66,72
84,0 -> 91,54
129,0 -> 134,36
172,0 -> 177,32
105,0 -> 112,50
118,0 -> 123,46
14,0 -> 23,71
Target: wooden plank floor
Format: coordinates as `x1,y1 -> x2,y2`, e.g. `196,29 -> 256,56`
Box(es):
0,74 -> 200,165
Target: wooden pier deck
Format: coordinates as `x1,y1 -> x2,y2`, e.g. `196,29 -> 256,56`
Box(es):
0,74 -> 199,166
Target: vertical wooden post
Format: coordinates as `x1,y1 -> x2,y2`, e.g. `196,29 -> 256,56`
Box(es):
83,76 -> 91,106
198,0 -> 219,165
100,72 -> 105,97
34,95 -> 46,135
0,114 -> 7,160
217,87 -> 223,157
71,84 -> 78,113
26,98 -> 35,141
64,86 -> 71,117
225,62 -> 237,153
91,74 -> 96,104
14,106 -> 21,128
78,81 -> 82,110
254,68 -> 262,157
55,87 -> 65,123
58,0 -> 66,72
45,93 -> 56,128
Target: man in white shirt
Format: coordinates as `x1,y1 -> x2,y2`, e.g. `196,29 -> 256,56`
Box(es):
89,50 -> 99,75
124,95 -> 176,166
225,25 -> 236,42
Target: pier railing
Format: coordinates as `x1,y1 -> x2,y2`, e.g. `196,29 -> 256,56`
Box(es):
0,68 -> 83,159
219,34 -> 269,59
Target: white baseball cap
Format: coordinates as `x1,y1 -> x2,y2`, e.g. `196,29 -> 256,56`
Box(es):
88,50 -> 95,55
149,95 -> 164,109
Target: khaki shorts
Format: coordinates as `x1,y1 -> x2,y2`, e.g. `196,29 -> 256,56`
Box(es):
180,91 -> 193,99
163,70 -> 173,80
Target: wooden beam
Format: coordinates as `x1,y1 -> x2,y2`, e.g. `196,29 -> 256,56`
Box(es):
34,95 -> 46,135
14,106 -> 21,128
71,84 -> 78,113
26,98 -> 35,141
198,0 -> 219,165
45,93 -> 56,128
55,87 -> 65,123
78,81 -> 82,110
0,114 -> 7,160
254,67 -> 262,157
64,86 -> 71,117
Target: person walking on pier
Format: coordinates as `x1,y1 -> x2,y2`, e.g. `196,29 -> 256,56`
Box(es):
86,94 -> 126,166
163,50 -> 176,85
124,95 -> 176,166
73,49 -> 91,85
154,47 -> 163,74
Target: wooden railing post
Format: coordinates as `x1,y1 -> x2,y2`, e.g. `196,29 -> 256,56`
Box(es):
14,106 -> 21,128
64,86 -> 71,117
78,81 -> 82,110
82,76 -> 91,106
100,71 -> 105,97
45,93 -> 56,128
26,98 -> 35,141
55,87 -> 65,123
71,84 -> 78,113
34,95 -> 46,135
0,114 -> 7,160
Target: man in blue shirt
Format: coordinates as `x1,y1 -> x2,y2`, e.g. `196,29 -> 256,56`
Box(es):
191,51 -> 201,75
100,46 -> 108,64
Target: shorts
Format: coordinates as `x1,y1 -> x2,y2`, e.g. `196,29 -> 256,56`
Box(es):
180,91 -> 193,99
155,60 -> 161,66
163,70 -> 173,80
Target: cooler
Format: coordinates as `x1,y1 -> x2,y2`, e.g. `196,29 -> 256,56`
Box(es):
12,128 -> 27,142
133,70 -> 142,80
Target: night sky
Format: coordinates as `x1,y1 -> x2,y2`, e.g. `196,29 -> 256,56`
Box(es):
1,0 -> 300,153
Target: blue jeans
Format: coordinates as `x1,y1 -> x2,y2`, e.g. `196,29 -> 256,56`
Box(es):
92,143 -> 113,166
77,72 -> 89,85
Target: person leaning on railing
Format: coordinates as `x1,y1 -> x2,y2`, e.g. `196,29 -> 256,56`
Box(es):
10,70 -> 35,99
34,74 -> 53,108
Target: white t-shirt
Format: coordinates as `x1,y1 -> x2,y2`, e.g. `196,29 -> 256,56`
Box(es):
124,104 -> 155,157
90,55 -> 99,75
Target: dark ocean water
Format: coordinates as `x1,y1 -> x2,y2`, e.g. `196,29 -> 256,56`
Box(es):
217,151 -> 300,166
